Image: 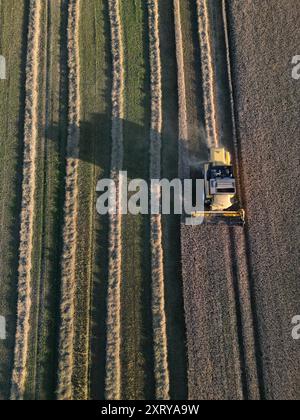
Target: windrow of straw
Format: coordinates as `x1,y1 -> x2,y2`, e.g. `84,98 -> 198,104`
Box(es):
196,0 -> 218,148
173,0 -> 189,178
56,0 -> 81,401
105,0 -> 124,401
10,0 -> 42,400
148,0 -> 170,400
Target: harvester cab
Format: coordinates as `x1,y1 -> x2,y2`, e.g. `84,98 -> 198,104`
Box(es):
191,147 -> 245,226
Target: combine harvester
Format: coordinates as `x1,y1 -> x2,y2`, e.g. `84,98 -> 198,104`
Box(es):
191,147 -> 245,226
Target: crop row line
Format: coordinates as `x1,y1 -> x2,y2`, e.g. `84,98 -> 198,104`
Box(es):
105,0 -> 124,401
56,0 -> 81,401
196,0 -> 218,148
148,0 -> 170,400
11,0 -> 42,400
173,0 -> 189,179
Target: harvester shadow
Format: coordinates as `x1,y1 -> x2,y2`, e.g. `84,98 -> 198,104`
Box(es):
40,0 -> 205,397
46,111 -> 196,400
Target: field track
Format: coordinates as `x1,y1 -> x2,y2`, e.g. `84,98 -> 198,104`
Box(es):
10,0 -> 42,400
105,0 -> 124,400
57,0 -> 81,400
148,0 -> 170,400
158,0 -> 188,400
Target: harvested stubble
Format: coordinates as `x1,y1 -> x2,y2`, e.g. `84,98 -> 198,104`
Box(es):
105,0 -> 124,401
10,0 -> 42,401
56,0 -> 81,401
181,226 -> 247,399
148,0 -> 170,400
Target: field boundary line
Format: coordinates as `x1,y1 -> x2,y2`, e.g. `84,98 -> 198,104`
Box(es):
196,0 -> 218,148
56,0 -> 81,400
148,0 -> 170,400
10,0 -> 42,400
105,0 -> 124,400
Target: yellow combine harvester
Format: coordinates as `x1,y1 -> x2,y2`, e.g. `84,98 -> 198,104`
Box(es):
191,147 -> 245,226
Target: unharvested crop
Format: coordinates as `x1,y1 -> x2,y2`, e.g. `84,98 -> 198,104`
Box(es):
226,0 -> 300,399
105,0 -> 124,401
56,0 -> 81,401
221,1 -> 260,399
10,0 -> 42,400
148,0 -> 170,400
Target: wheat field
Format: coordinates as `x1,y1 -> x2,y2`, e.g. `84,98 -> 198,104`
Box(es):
0,0 -> 299,401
